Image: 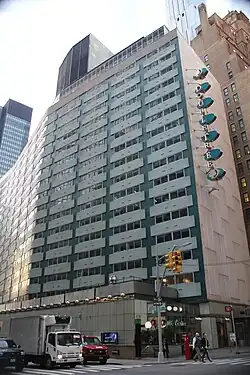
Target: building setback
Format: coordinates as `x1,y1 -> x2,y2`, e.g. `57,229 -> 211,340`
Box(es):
0,99 -> 32,177
191,4 -> 250,248
0,27 -> 249,349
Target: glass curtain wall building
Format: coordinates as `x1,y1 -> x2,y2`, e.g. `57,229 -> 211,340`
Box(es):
0,27 -> 249,332
0,99 -> 32,177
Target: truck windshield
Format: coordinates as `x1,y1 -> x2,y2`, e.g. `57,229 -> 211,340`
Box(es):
84,337 -> 101,345
0,340 -> 17,348
57,333 -> 81,346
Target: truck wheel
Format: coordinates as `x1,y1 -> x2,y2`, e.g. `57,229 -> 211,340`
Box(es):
45,356 -> 54,370
70,363 -> 76,368
15,364 -> 24,372
100,359 -> 107,365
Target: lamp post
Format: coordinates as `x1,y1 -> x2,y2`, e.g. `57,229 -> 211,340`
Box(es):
155,242 -> 192,363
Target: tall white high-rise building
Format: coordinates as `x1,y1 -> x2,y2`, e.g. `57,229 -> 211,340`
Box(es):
165,0 -> 250,42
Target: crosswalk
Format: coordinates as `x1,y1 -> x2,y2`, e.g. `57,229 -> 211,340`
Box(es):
170,357 -> 250,367
213,357 -> 250,366
13,363 -> 151,375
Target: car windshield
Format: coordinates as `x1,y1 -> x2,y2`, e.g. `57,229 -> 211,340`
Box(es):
0,339 -> 17,348
83,337 -> 101,345
57,333 -> 81,346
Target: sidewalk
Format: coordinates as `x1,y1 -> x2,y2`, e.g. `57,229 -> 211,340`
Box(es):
109,346 -> 250,365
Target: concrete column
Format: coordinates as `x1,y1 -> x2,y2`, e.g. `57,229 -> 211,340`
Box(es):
201,317 -> 219,349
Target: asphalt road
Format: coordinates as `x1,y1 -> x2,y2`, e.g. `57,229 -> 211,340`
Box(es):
2,357 -> 250,374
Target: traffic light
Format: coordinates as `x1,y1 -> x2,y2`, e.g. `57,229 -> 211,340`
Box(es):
172,250 -> 183,273
164,252 -> 174,270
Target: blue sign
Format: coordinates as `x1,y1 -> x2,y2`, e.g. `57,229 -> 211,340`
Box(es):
199,113 -> 217,126
197,97 -> 214,109
207,168 -> 226,181
204,148 -> 223,161
195,82 -> 211,94
201,130 -> 220,143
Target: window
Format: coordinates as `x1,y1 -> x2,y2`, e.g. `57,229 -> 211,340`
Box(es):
244,145 -> 250,155
228,71 -> 233,79
228,111 -> 234,121
241,132 -> 247,142
233,93 -> 239,102
223,88 -> 229,96
233,136 -> 238,146
204,54 -> 208,62
239,119 -> 244,129
226,61 -> 231,70
206,63 -> 210,70
245,208 -> 250,221
230,123 -> 236,132
238,163 -> 244,174
48,333 -> 55,347
240,178 -> 247,188
231,83 -> 236,92
247,160 -> 250,170
225,98 -> 230,107
243,192 -> 249,203
235,149 -> 241,159
236,107 -> 242,116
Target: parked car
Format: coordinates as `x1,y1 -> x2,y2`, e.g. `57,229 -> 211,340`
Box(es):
81,335 -> 109,365
0,338 -> 25,372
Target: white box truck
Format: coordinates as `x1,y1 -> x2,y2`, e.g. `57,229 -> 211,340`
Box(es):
9,315 -> 82,369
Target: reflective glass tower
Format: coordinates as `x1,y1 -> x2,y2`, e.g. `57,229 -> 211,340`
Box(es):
0,99 -> 32,177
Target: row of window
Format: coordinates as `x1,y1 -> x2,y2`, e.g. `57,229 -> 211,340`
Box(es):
151,134 -> 185,153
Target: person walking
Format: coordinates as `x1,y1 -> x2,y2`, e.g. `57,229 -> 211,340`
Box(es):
192,332 -> 203,362
201,333 -> 212,362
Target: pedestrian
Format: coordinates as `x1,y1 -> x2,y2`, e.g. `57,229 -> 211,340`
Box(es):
163,338 -> 169,359
201,333 -> 212,362
192,332 -> 203,362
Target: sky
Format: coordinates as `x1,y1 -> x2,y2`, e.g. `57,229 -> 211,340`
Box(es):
0,0 -> 248,134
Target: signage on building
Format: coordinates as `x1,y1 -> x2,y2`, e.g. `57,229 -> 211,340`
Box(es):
193,67 -> 226,182
225,305 -> 232,313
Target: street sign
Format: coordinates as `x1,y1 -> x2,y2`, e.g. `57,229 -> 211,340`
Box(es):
134,319 -> 141,325
153,302 -> 162,306
225,305 -> 232,312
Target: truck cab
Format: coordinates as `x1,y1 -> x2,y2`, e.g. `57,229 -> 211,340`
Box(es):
46,329 -> 82,368
81,335 -> 109,365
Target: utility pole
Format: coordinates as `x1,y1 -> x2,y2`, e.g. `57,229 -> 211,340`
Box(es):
231,308 -> 240,354
155,242 -> 191,362
155,252 -> 164,363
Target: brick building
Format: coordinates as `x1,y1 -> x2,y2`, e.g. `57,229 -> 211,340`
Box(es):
191,3 -> 250,248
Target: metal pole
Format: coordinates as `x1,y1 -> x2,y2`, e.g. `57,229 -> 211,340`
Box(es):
155,253 -> 164,363
231,309 -> 239,354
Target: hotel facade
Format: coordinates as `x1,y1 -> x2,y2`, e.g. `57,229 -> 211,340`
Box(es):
0,27 -> 249,351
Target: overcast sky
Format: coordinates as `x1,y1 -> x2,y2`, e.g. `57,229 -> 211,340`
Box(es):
0,0 -> 248,134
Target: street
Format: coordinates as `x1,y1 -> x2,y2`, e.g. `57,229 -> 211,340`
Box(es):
2,357 -> 250,375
